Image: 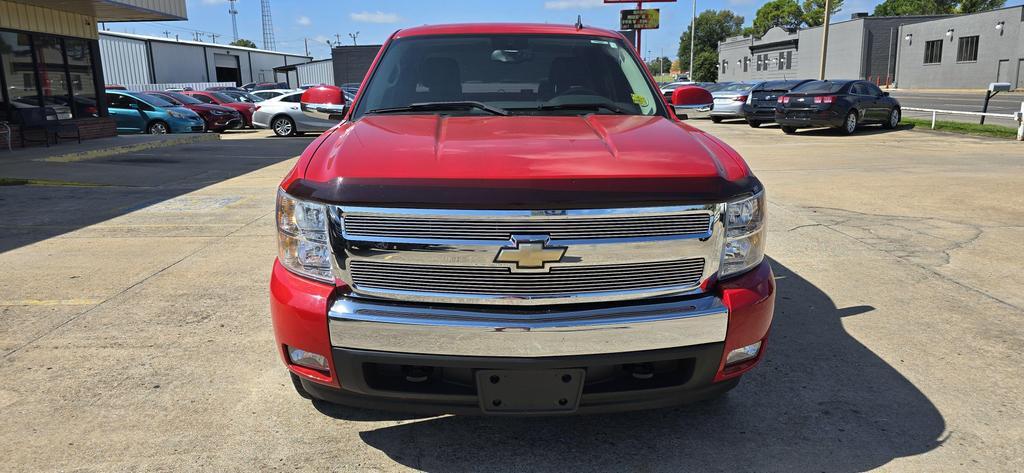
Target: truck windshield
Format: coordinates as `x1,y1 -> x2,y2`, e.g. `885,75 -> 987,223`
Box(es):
353,34 -> 663,119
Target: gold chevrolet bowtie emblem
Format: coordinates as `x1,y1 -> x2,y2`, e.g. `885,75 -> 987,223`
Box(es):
494,235 -> 567,271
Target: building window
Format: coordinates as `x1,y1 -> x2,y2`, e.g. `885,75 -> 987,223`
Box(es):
786,51 -> 793,70
743,57 -> 748,72
923,40 -> 942,64
65,39 -> 99,118
722,60 -> 727,73
956,36 -> 979,62
0,30 -> 103,122
33,35 -> 72,120
0,31 -> 35,122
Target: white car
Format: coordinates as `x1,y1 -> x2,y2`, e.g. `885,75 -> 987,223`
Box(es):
251,89 -> 294,101
252,91 -> 339,137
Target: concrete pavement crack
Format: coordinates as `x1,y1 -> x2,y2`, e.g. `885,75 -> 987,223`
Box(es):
787,204 -> 1021,312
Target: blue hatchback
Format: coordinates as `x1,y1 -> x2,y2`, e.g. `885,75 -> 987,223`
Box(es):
105,90 -> 205,134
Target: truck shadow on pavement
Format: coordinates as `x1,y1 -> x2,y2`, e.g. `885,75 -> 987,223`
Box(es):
328,259 -> 946,472
0,136 -> 314,254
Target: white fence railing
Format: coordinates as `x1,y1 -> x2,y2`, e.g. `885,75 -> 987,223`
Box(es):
116,82 -> 236,92
902,103 -> 1024,141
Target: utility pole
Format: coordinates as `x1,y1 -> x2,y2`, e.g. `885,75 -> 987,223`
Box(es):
209,32 -> 220,44
304,38 -> 309,56
690,0 -> 696,79
349,31 -> 360,46
162,30 -> 171,38
660,47 -> 665,75
334,34 -> 342,47
818,0 -> 832,80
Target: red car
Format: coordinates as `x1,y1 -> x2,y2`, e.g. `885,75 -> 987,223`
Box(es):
181,90 -> 255,127
272,23 -> 775,415
145,91 -> 242,132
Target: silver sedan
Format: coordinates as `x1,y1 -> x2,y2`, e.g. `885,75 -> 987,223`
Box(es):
709,82 -> 760,123
252,91 -> 340,137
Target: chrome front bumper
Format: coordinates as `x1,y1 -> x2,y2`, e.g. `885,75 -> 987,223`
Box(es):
328,295 -> 728,357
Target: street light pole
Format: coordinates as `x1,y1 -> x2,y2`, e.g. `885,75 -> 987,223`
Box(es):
690,0 -> 696,79
818,0 -> 832,80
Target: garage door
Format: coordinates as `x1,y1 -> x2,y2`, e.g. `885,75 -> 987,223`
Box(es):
214,54 -> 240,85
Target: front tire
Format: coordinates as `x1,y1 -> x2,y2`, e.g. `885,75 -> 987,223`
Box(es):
272,116 -> 296,137
883,108 -> 900,129
781,126 -> 797,134
838,111 -> 858,135
147,121 -> 169,134
711,116 -> 723,123
748,121 -> 762,128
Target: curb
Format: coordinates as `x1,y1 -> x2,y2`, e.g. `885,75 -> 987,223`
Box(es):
39,133 -> 221,163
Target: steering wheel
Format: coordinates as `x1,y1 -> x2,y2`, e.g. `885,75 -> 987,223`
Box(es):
553,86 -> 601,97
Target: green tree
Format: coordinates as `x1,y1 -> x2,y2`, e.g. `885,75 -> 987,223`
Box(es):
873,0 -> 955,15
957,0 -> 1005,13
677,10 -> 746,74
802,0 -> 845,27
229,38 -> 257,48
752,0 -> 804,37
647,57 -> 673,75
692,50 -> 721,82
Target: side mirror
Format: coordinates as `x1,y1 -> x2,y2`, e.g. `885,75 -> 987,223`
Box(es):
301,85 -> 347,121
671,86 -> 713,120
882,91 -> 890,97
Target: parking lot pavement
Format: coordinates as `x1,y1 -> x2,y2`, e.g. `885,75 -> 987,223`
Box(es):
1,122 -> 1023,471
889,89 -> 1023,126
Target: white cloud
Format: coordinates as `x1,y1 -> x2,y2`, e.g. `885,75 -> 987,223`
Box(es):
350,11 -> 401,24
296,16 -> 311,26
544,0 -> 604,10
199,0 -> 228,5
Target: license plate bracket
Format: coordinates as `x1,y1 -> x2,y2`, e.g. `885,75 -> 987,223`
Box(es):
476,369 -> 585,414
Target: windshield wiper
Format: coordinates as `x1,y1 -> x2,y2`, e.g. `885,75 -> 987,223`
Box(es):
531,102 -> 630,115
367,101 -> 508,116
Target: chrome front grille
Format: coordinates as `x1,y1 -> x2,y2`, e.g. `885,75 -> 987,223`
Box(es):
332,205 -> 725,305
342,213 -> 711,240
349,258 -> 705,296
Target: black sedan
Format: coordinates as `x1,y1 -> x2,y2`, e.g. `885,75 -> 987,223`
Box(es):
743,79 -> 813,127
775,80 -> 901,135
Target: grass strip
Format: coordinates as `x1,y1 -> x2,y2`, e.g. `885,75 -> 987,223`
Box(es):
903,117 -> 1019,140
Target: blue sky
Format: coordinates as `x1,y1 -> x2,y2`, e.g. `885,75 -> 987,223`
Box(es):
108,0 -> 1022,60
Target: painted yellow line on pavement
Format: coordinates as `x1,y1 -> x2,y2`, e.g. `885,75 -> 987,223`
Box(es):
39,133 -> 219,163
0,299 -> 103,307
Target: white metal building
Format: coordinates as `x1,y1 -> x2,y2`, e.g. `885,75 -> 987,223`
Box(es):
99,31 -> 312,86
295,59 -> 334,86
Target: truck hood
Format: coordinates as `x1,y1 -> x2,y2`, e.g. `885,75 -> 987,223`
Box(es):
291,114 -> 759,209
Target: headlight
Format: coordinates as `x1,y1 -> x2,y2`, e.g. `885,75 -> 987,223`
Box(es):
720,190 -> 766,278
277,189 -> 333,283
167,110 -> 187,119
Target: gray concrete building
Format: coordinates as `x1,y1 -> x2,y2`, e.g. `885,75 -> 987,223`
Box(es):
99,31 -> 312,86
894,6 -> 1024,89
718,14 -> 947,85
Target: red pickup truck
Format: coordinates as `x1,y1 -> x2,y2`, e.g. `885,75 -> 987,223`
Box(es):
271,23 -> 774,415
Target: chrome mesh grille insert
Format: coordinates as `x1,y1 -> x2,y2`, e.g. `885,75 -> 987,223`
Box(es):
342,214 -> 712,240
348,258 -> 705,296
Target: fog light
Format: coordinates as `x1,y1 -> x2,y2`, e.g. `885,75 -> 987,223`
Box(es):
726,341 -> 762,365
287,346 -> 329,371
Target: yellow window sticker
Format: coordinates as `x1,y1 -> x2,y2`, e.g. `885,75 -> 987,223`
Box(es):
631,94 -> 648,107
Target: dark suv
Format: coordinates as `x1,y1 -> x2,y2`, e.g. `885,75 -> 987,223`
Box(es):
743,79 -> 813,128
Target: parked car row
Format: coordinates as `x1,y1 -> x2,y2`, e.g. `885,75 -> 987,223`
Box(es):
705,79 -> 901,135
101,82 -> 351,135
